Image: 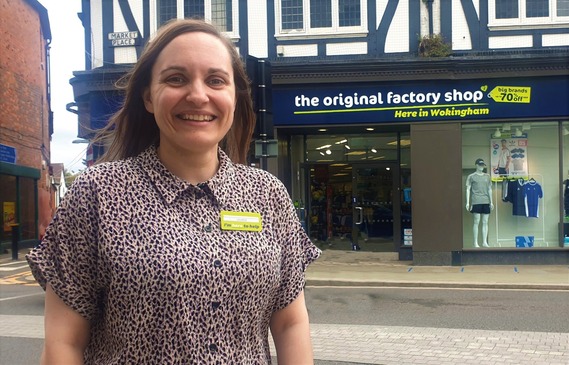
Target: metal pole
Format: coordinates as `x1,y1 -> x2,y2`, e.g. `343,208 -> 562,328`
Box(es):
258,60 -> 268,170
260,135 -> 268,171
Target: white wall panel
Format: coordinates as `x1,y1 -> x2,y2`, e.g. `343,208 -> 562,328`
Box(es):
112,0 -> 140,64
385,0 -> 409,53
542,34 -> 569,47
452,0 -> 472,50
149,0 -> 158,37
279,44 -> 318,57
91,0 -> 104,68
432,0 -> 440,35
114,48 -> 138,64
327,42 -> 367,55
489,35 -> 533,49
247,0 -> 268,58
376,0 -> 388,29
420,1 -> 429,36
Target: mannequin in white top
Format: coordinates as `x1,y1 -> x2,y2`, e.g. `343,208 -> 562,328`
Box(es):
465,158 -> 494,248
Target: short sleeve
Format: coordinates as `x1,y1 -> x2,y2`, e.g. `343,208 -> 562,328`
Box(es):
270,180 -> 321,312
26,171 -> 101,320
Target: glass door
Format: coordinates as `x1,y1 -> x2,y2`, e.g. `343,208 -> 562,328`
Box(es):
352,164 -> 401,251
305,162 -> 401,251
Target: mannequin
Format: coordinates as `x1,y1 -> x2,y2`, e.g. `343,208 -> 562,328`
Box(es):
465,158 -> 494,248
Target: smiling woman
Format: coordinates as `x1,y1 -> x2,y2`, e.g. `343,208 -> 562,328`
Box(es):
26,18 -> 321,365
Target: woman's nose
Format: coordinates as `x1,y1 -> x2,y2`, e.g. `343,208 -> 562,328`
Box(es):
185,82 -> 209,105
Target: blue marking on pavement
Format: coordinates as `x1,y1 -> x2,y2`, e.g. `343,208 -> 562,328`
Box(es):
407,267 -> 413,272
460,267 -> 464,272
514,266 -> 519,273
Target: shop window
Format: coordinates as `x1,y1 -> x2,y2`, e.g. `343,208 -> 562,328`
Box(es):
155,0 -> 237,36
489,0 -> 569,27
277,0 -> 367,38
0,175 -> 37,243
462,122 -> 565,249
1,175 -> 17,243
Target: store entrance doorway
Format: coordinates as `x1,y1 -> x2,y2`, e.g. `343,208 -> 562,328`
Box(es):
306,162 -> 402,252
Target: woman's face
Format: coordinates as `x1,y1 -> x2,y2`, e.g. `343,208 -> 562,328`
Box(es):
144,31 -> 236,157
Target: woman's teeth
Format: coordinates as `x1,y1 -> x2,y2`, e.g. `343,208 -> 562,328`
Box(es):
179,114 -> 213,121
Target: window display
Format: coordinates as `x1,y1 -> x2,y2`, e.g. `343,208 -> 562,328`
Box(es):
462,122 -> 564,249
465,158 -> 494,247
502,177 -> 543,217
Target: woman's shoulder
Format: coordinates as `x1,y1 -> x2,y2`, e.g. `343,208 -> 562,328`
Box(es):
73,158 -> 141,185
232,164 -> 283,186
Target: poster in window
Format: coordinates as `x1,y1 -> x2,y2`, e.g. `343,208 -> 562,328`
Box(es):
490,134 -> 528,182
3,202 -> 16,232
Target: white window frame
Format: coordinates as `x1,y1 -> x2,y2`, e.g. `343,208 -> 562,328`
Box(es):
149,0 -> 239,41
275,0 -> 368,40
488,0 -> 569,29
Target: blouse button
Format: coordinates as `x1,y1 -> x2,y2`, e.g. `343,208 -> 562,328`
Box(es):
209,344 -> 218,353
213,259 -> 222,268
212,301 -> 221,310
204,224 -> 212,232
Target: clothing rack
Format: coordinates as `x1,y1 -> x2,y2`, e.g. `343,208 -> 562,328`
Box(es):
494,173 -> 546,247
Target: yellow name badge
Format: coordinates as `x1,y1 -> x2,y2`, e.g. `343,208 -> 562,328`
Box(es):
220,211 -> 262,232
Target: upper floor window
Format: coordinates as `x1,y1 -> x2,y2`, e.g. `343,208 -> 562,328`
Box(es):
490,0 -> 569,26
277,0 -> 367,37
158,0 -> 178,26
155,0 -> 237,36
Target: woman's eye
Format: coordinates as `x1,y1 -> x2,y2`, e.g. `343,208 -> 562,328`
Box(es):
165,76 -> 185,85
208,77 -> 226,86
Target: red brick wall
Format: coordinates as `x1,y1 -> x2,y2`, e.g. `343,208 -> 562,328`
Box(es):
0,0 -> 54,237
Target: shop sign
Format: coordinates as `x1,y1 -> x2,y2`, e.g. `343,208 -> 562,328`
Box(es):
0,143 -> 16,164
108,31 -> 139,47
273,76 -> 569,125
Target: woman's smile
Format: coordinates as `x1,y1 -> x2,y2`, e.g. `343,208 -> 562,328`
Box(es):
177,113 -> 215,122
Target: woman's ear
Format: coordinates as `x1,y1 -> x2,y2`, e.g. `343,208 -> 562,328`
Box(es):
143,88 -> 154,113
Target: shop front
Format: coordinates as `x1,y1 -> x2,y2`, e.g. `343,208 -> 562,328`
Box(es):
0,161 -> 40,251
272,73 -> 569,265
276,130 -> 413,260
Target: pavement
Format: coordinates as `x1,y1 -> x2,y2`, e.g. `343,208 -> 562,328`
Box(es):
1,249 -> 569,364
305,249 -> 569,291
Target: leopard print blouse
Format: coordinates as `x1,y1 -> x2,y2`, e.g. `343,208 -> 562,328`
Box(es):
27,146 -> 321,364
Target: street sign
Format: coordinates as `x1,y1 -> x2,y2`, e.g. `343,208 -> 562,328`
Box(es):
0,143 -> 16,164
